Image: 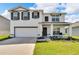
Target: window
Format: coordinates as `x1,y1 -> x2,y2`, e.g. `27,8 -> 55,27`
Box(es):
45,16 -> 48,21
52,17 -> 55,22
56,18 -> 59,22
11,12 -> 19,20
52,15 -> 60,22
22,11 -> 30,20
32,11 -> 39,18
53,28 -> 60,35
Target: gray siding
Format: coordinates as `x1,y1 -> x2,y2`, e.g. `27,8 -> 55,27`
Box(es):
0,16 -> 10,35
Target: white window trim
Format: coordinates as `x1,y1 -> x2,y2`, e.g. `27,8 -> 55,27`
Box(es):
52,15 -> 60,22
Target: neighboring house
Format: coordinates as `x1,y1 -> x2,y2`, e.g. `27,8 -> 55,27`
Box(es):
8,6 -> 72,37
0,15 -> 10,35
71,22 -> 79,36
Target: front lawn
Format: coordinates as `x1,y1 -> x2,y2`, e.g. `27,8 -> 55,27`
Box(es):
0,34 -> 10,41
72,36 -> 79,39
34,40 -> 79,55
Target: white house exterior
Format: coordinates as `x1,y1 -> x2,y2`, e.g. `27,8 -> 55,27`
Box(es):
0,15 -> 10,35
8,6 -> 72,37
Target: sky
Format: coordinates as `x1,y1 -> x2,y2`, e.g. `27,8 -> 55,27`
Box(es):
1,3 -> 79,23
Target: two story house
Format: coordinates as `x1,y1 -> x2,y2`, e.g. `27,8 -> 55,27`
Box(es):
8,6 -> 72,37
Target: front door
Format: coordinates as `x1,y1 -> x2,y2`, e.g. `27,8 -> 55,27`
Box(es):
42,27 -> 47,36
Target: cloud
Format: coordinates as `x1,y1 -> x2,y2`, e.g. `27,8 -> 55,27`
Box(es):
64,3 -> 79,23
64,3 -> 79,14
65,14 -> 79,23
1,10 -> 10,19
29,3 -> 59,13
1,3 -> 79,23
32,3 -> 79,23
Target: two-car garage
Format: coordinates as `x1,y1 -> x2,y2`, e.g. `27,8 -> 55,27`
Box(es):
14,27 -> 38,37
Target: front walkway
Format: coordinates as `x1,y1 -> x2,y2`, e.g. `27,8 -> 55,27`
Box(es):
0,44 -> 35,55
0,37 -> 36,55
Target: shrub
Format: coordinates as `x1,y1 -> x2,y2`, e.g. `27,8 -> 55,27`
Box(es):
0,34 -> 11,41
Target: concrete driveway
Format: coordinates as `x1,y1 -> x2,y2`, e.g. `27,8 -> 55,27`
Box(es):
0,37 -> 37,55
0,37 -> 36,45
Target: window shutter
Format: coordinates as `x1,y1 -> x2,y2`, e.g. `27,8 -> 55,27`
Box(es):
32,12 -> 34,18
28,12 -> 30,20
11,12 -> 13,20
21,12 -> 23,20
37,12 -> 39,18
18,12 -> 20,20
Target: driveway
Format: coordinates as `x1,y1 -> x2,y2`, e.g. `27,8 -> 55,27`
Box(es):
0,37 -> 37,55
0,37 -> 36,45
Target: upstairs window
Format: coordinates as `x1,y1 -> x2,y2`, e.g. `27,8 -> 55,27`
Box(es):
22,11 -> 30,20
52,15 -> 60,22
45,16 -> 48,22
32,11 -> 39,18
11,11 -> 19,20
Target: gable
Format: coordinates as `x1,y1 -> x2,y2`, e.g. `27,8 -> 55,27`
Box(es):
15,7 -> 27,11
9,6 -> 29,11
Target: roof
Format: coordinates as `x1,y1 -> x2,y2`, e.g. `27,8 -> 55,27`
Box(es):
8,6 -> 29,11
0,15 -> 10,21
38,22 -> 71,26
44,13 -> 66,15
39,22 -> 70,23
8,6 -> 43,12
8,6 -> 66,14
39,22 -> 71,25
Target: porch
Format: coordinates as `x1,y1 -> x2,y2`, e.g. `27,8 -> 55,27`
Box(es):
38,22 -> 71,38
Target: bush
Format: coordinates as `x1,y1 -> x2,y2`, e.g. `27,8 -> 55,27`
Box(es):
37,37 -> 45,39
49,36 -> 63,40
0,35 -> 11,41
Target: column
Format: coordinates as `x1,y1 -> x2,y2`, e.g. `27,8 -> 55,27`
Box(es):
50,24 -> 53,36
38,24 -> 42,37
69,25 -> 72,36
19,12 -> 22,20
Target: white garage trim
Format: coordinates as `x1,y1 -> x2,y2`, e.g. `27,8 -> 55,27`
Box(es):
14,26 -> 38,37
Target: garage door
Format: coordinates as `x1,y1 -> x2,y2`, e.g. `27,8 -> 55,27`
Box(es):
15,27 -> 38,37
72,27 -> 79,36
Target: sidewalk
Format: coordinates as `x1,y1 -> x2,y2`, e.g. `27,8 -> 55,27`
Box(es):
0,43 -> 35,55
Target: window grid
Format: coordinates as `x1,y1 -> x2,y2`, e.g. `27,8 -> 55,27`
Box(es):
12,12 -> 19,20
32,11 -> 39,18
22,11 -> 30,20
52,15 -> 60,22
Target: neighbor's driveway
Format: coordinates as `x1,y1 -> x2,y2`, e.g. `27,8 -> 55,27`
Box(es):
0,37 -> 36,55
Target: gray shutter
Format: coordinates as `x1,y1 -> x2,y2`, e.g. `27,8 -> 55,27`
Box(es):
37,12 -> 39,18
17,12 -> 20,20
21,12 -> 23,20
11,12 -> 13,20
32,12 -> 34,18
28,12 -> 30,20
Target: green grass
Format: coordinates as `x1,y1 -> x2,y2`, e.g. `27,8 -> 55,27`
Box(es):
34,40 -> 79,55
0,34 -> 10,41
72,36 -> 79,39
